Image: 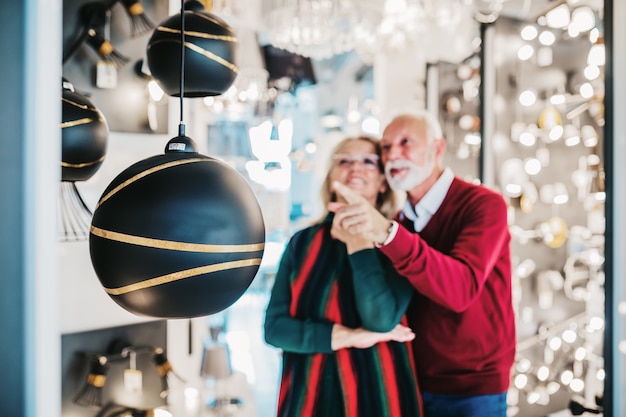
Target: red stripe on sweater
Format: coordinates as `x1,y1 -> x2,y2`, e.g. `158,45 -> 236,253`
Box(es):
402,315 -> 424,416
277,365 -> 292,414
289,230 -> 324,316
325,280 -> 341,322
301,354 -> 325,416
336,348 -> 359,417
327,282 -> 359,416
377,343 -> 402,417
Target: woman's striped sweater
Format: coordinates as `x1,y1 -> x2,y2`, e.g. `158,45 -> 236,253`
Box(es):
264,216 -> 422,417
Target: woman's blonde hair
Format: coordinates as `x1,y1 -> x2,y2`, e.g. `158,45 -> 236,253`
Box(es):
320,135 -> 397,220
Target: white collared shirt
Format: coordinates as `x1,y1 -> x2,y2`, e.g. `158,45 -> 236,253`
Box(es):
400,168 -> 455,232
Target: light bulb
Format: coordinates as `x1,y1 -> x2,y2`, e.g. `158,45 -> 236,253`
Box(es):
521,25 -> 538,40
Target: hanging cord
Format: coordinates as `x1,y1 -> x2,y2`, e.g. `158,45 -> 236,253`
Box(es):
178,0 -> 186,137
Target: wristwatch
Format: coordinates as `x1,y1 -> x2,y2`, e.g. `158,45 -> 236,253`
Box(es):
376,221 -> 398,247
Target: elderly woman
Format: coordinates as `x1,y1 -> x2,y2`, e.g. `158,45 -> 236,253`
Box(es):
264,135 -> 422,417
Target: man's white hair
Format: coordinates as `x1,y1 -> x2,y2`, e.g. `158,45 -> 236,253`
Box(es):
382,108 -> 444,143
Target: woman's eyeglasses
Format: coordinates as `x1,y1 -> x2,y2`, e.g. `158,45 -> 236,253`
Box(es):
332,153 -> 381,171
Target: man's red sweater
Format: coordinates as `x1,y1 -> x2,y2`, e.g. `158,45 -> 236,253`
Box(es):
380,177 -> 516,395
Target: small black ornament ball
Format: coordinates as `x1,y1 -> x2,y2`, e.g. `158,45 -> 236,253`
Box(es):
89,137 -> 265,318
61,79 -> 109,182
146,0 -> 238,98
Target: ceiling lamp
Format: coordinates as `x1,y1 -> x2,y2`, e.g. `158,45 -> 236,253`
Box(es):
545,3 -> 571,29
203,28 -> 270,118
146,0 -> 238,97
358,0 -> 477,65
570,6 -> 596,35
62,0 -> 152,67
119,0 -> 155,37
262,0 -> 383,60
213,1 -> 270,101
60,79 -> 109,241
472,0 -> 505,23
89,0 -> 265,318
587,36 -> 605,66
230,29 -> 269,103
61,80 -> 109,182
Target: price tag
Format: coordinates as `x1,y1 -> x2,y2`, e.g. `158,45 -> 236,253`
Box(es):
124,369 -> 143,393
124,350 -> 142,393
96,61 -> 118,89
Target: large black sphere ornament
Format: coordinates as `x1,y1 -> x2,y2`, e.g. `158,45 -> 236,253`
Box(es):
89,135 -> 266,318
61,79 -> 109,182
146,0 -> 238,97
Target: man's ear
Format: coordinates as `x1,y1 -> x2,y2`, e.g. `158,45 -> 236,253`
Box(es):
435,137 -> 447,162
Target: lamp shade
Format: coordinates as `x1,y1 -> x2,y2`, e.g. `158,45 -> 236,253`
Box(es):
89,136 -> 265,318
146,0 -> 238,97
200,343 -> 232,380
61,79 -> 109,182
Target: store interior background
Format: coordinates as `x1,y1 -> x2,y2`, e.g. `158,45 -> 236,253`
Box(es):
34,0 -> 616,415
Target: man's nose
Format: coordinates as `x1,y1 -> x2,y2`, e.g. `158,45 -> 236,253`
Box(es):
383,145 -> 401,161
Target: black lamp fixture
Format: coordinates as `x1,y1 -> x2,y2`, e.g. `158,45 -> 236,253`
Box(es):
145,0 -> 238,97
152,347 -> 185,399
73,355 -> 109,408
63,0 -> 156,67
88,0 -> 265,319
61,79 -> 109,183
60,78 -> 109,241
200,321 -> 243,412
73,344 -> 183,410
119,0 -> 155,37
63,1 -> 130,67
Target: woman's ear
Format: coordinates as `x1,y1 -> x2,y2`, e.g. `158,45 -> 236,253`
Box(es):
378,178 -> 388,194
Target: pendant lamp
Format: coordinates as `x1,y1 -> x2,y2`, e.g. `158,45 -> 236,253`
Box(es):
146,0 -> 238,97
60,78 -> 109,241
89,0 -> 265,318
61,78 -> 109,182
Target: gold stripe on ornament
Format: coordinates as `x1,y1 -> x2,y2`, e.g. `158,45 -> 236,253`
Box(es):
185,41 -> 237,72
61,118 -> 97,129
90,225 -> 265,253
61,155 -> 106,168
62,97 -> 94,110
95,157 -> 207,208
104,258 -> 262,295
155,26 -> 236,43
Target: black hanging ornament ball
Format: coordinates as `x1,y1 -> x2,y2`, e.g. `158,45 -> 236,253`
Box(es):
61,79 -> 109,182
89,136 -> 265,318
146,0 -> 238,97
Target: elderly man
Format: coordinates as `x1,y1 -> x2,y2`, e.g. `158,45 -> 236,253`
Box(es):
331,111 -> 516,417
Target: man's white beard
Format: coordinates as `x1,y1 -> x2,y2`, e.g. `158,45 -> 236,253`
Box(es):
385,157 -> 435,191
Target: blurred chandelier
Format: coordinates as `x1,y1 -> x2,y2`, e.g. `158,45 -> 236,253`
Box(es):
229,29 -> 269,102
205,2 -> 271,117
363,0 -> 477,64
262,0 -> 383,60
